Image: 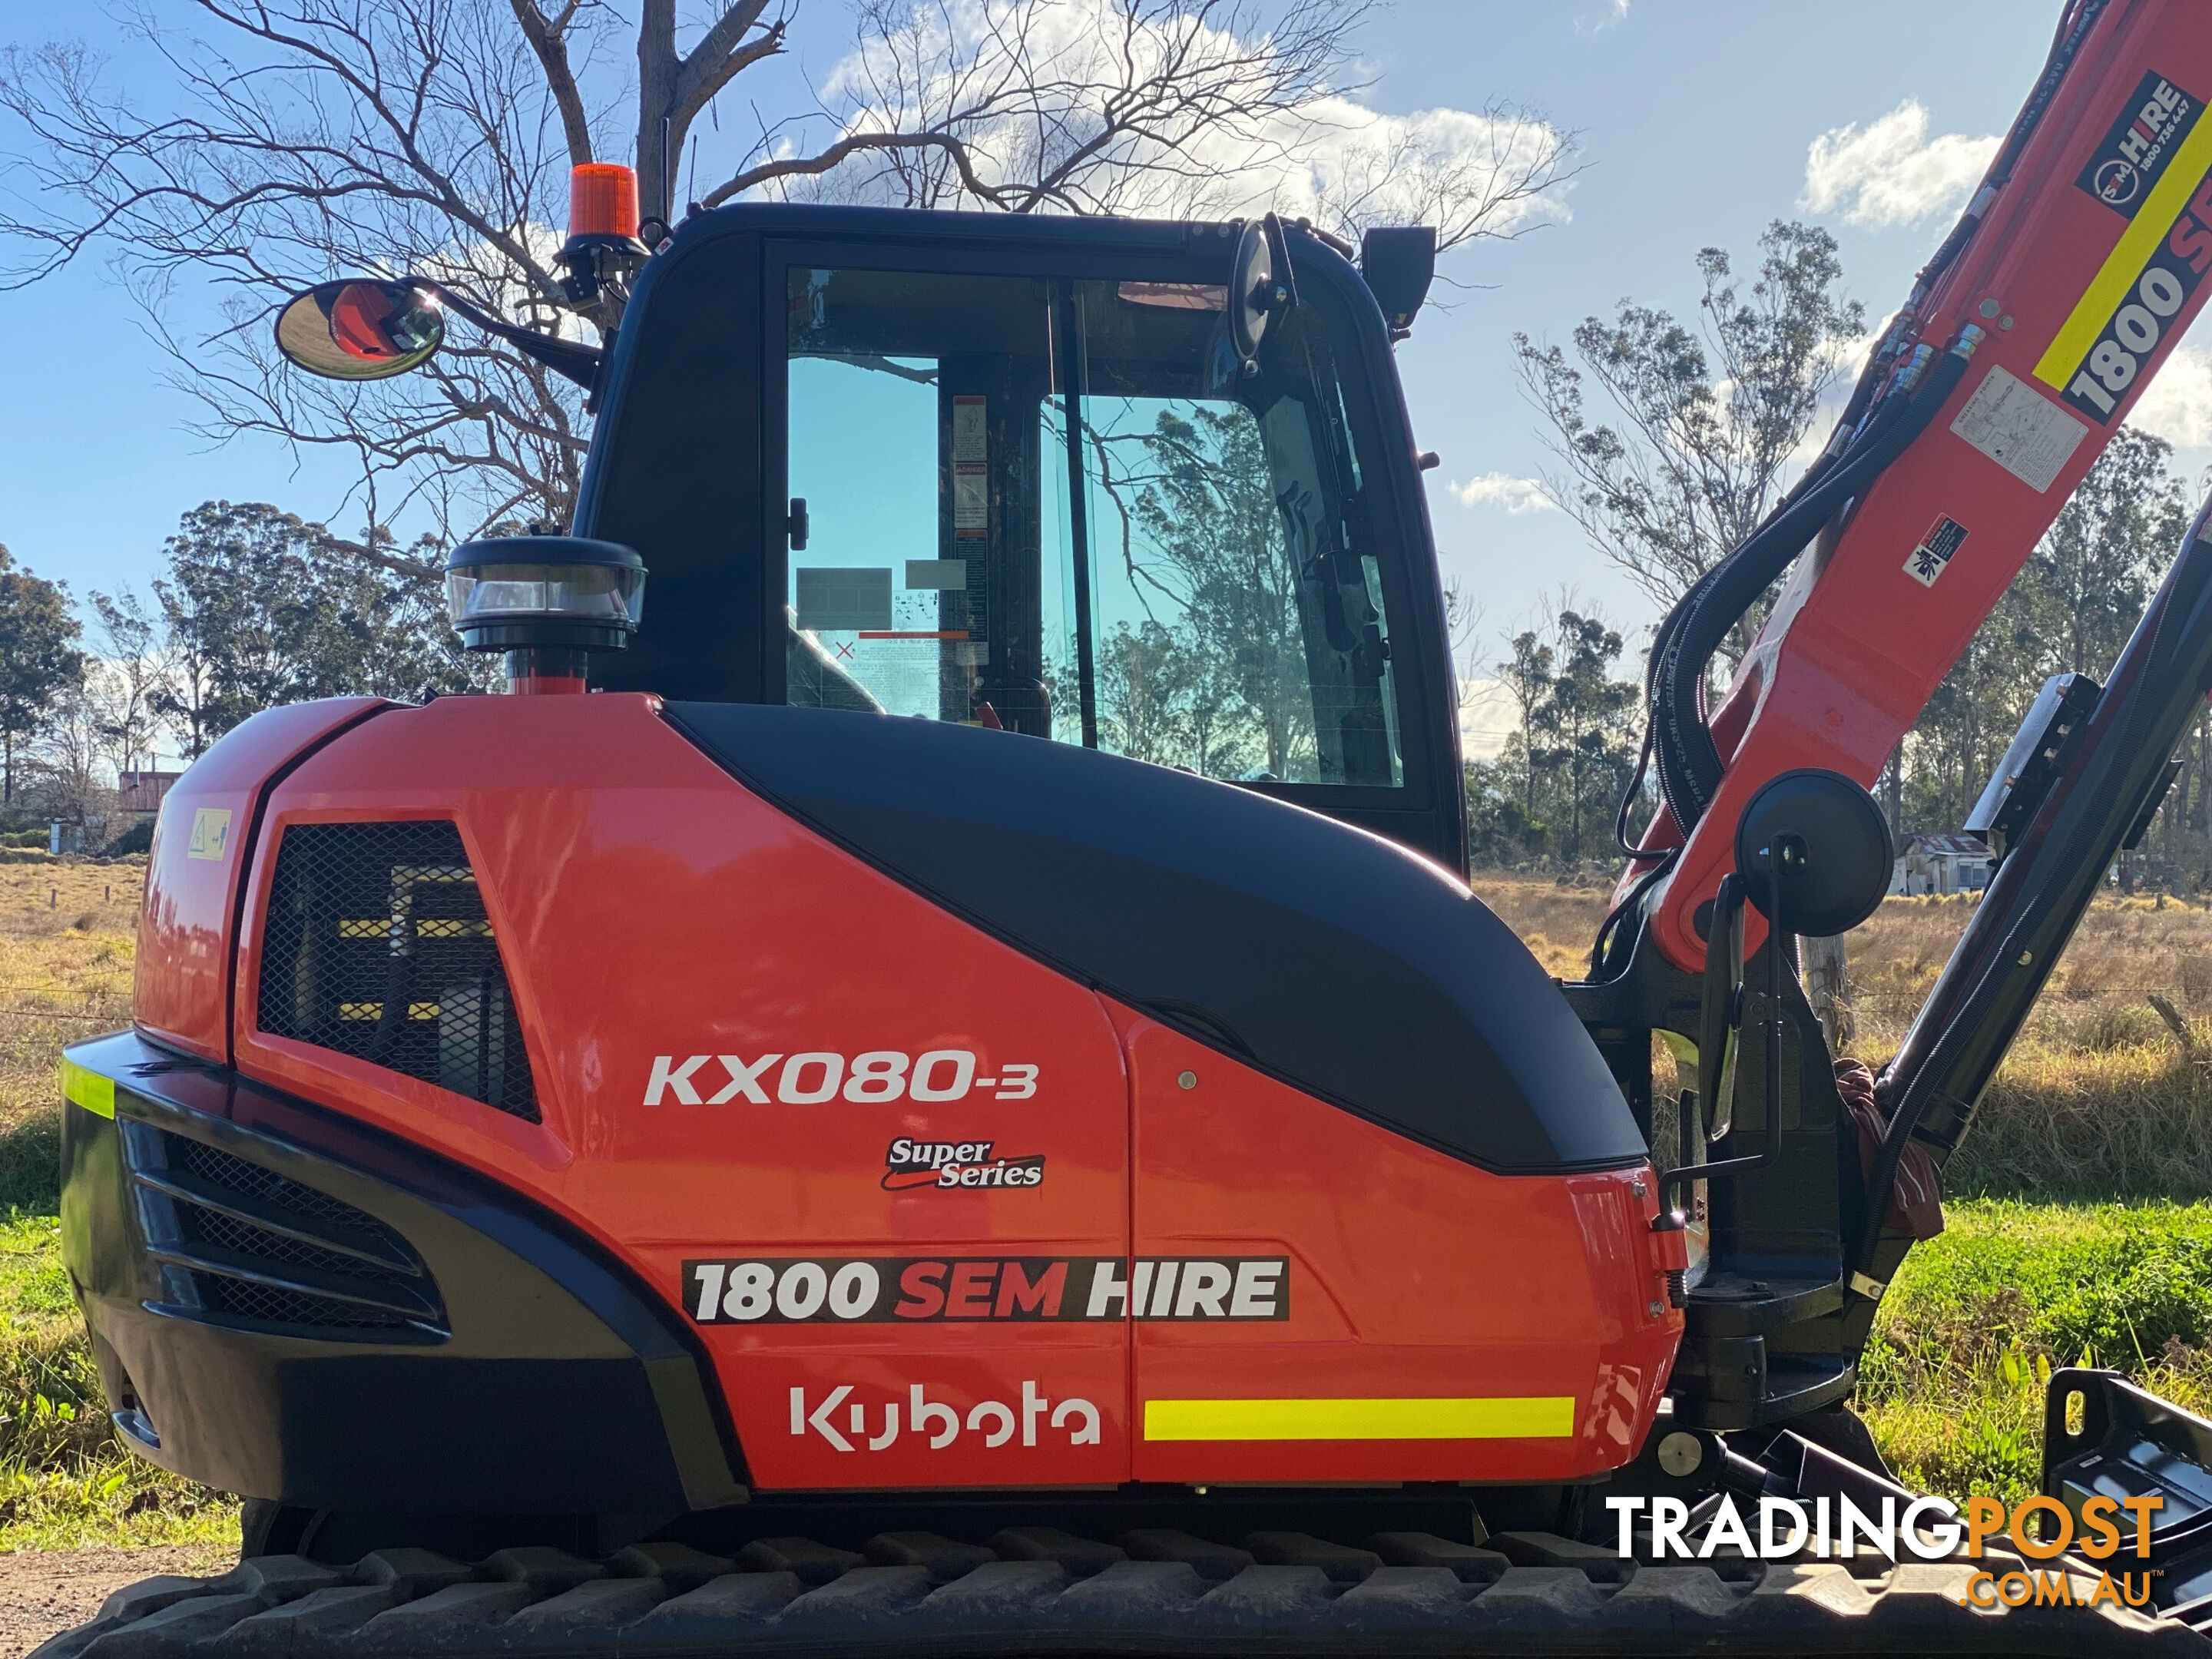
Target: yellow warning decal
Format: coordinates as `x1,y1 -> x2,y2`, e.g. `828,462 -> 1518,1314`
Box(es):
1143,1396 -> 1575,1442
2037,113 -> 2212,391
61,1058 -> 114,1118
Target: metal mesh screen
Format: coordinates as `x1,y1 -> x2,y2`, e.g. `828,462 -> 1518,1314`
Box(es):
132,1124 -> 445,1337
257,820 -> 540,1121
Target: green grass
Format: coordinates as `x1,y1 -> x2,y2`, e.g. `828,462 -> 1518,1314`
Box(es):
1861,1197 -> 2212,1502
0,1207 -> 237,1551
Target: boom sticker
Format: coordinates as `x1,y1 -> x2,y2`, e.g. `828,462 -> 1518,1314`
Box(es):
1902,515 -> 1970,589
2078,72 -> 2203,218
1950,367 -> 2088,494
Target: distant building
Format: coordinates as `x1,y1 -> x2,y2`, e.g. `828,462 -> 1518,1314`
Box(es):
1891,832 -> 1994,897
118,770 -> 183,816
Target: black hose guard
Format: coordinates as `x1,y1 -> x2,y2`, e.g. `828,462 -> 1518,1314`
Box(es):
31,1525 -> 2204,1657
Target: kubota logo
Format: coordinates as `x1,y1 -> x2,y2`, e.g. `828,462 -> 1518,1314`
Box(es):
789,1381 -> 1101,1452
643,1051 -> 1038,1105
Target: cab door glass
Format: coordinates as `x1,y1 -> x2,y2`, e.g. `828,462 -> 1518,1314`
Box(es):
783,264 -> 1401,787
1061,282 -> 1399,786
785,267 -> 1055,728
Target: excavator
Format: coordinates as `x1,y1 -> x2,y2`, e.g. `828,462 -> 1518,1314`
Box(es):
42,1 -> 2212,1652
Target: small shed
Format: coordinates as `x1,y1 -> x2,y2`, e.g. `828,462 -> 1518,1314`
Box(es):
1890,832 -> 1993,897
118,770 -> 183,816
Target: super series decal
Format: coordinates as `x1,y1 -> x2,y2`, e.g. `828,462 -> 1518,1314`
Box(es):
882,1137 -> 1045,1190
684,1256 -> 1290,1323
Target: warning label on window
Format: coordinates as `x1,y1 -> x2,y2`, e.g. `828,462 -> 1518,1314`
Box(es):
952,395 -> 988,540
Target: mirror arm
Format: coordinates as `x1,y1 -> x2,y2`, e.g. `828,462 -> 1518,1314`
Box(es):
415,281 -> 601,391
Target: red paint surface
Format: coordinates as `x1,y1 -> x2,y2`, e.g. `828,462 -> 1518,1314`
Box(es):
135,698 -> 389,1065
201,692 -> 1675,1490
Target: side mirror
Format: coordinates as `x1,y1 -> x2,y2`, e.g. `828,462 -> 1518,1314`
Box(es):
275,280 -> 445,380
1360,226 -> 1436,332
1732,768 -> 1895,937
1227,220 -> 1277,366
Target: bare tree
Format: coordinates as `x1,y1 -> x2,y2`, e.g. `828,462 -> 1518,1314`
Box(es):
1513,220 -> 1864,666
1,0 -> 1577,563
89,590 -> 173,780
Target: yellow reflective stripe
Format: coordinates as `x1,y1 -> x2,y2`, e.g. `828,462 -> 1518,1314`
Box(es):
1143,1396 -> 1575,1442
61,1058 -> 114,1118
2035,114 -> 2212,389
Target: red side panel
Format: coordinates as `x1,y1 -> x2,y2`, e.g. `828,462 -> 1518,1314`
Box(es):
1118,1010 -> 1676,1484
219,693 -> 1672,1490
1635,2 -> 2212,968
135,698 -> 388,1065
233,694 -> 1131,1490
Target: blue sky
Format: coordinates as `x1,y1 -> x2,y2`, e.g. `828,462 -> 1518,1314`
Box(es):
4,0 -> 2206,760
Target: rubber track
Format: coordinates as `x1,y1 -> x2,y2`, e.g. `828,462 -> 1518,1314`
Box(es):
31,1526 -> 2206,1657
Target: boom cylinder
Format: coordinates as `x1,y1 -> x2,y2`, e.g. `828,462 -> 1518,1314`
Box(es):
1868,495 -> 2212,1243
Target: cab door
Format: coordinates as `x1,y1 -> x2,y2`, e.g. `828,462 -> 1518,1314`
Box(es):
740,250 -> 1130,1488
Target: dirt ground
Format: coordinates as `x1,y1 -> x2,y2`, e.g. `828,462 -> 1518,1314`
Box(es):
0,1546 -> 227,1658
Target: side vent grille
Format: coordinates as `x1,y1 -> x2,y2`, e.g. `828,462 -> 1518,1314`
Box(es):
122,1123 -> 448,1340
257,820 -> 539,1121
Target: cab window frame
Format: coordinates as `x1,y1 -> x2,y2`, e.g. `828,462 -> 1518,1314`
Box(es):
760,232 -> 1443,824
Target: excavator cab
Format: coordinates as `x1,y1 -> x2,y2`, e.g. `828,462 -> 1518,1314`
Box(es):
581,208 -> 1467,867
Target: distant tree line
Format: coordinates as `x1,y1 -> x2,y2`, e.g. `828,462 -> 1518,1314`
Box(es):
1,502 -> 483,850
1473,223 -> 2212,889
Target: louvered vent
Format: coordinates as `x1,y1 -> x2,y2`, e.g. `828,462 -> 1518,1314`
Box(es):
124,1122 -> 447,1339
257,820 -> 539,1121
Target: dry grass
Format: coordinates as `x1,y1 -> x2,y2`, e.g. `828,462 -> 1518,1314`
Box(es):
0,858 -> 235,1551
1472,873 -> 2212,1197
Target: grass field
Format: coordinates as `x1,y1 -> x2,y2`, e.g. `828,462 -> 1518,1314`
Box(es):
1476,873 -> 2212,1197
0,863 -> 2204,1549
0,859 -> 237,1552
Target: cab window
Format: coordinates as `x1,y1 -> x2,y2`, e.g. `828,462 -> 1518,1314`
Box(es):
783,264 -> 1400,788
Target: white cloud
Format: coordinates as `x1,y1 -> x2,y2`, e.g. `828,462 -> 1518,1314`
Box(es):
1802,101 -> 1998,228
1458,677 -> 1522,762
810,1 -> 1576,245
2131,343 -> 2212,449
1576,0 -> 1630,34
1451,472 -> 1555,513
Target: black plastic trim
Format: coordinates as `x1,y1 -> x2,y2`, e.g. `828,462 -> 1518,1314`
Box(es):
61,1028 -> 747,1517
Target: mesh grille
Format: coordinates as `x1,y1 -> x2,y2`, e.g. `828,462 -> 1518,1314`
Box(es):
191,1273 -> 416,1332
182,1206 -> 411,1284
179,1140 -> 387,1239
134,1127 -> 445,1337
257,821 -> 539,1121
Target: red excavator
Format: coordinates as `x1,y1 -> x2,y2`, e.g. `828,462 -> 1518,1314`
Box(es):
46,2 -> 2212,1652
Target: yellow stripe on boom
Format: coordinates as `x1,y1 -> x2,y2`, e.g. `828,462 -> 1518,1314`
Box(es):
61,1058 -> 114,1118
1143,1396 -> 1575,1442
2036,114 -> 2212,389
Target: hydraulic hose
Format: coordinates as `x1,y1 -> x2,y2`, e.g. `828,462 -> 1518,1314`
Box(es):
1647,336 -> 1975,836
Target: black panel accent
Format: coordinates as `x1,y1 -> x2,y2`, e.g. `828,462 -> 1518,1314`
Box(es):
61,1030 -> 746,1518
664,704 -> 1642,1174
124,1121 -> 446,1339
257,820 -> 538,1121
